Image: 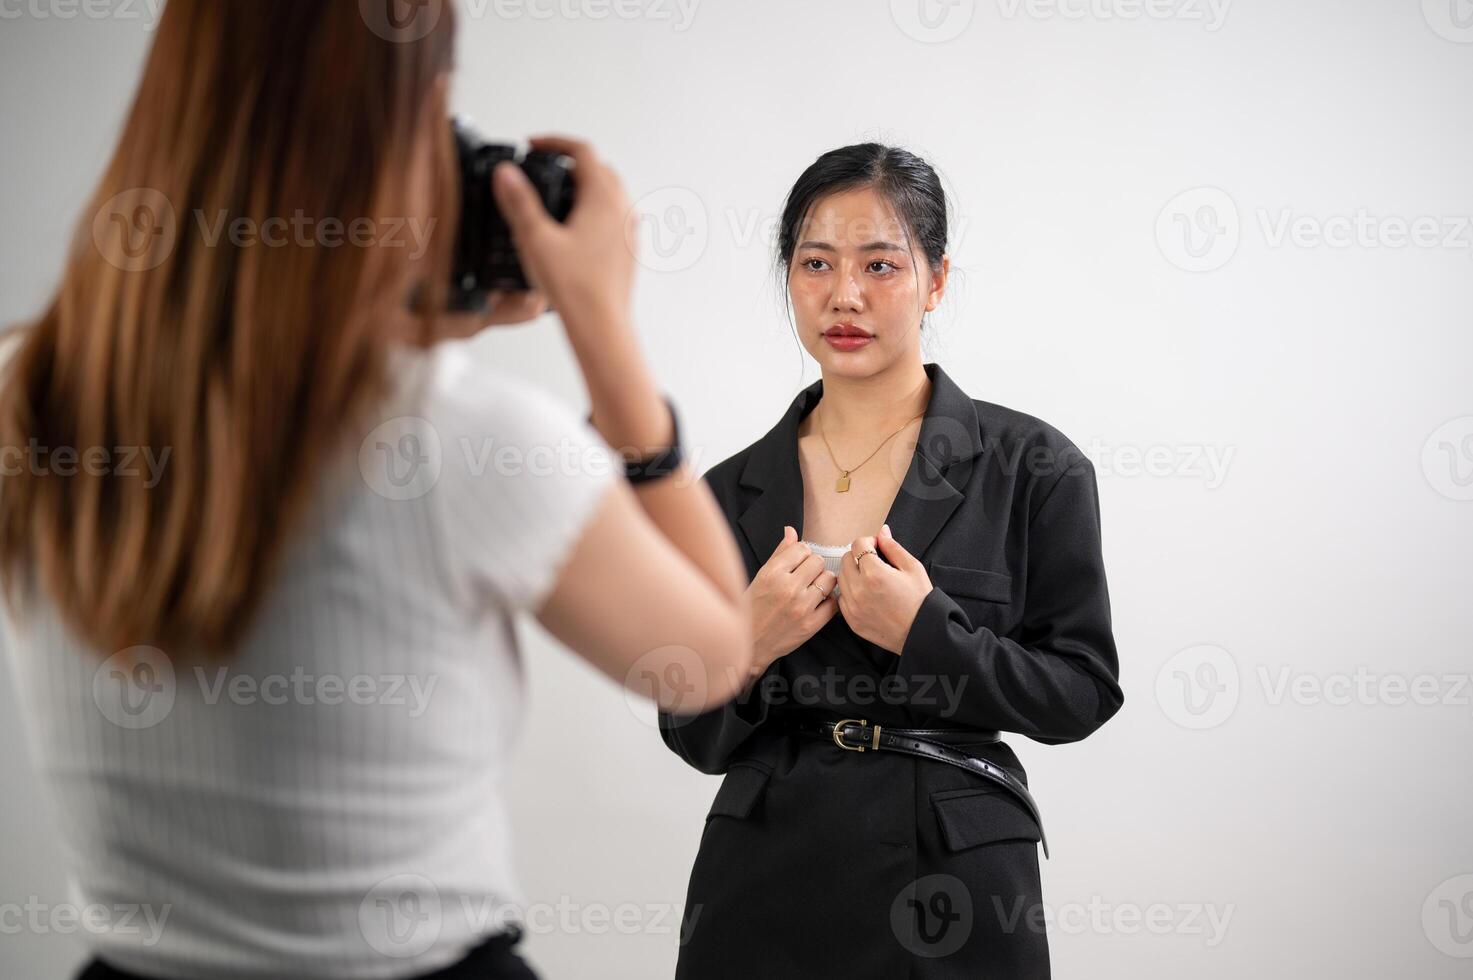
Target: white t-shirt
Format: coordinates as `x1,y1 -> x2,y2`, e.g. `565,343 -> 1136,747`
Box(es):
0,338 -> 620,978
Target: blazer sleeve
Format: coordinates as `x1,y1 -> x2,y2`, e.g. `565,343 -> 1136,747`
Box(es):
892,454 -> 1125,745
656,466 -> 773,774
658,675 -> 776,775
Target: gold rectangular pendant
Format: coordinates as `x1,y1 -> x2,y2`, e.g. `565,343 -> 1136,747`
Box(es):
835,473 -> 850,492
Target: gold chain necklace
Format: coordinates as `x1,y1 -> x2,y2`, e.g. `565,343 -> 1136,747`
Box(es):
817,406 -> 926,493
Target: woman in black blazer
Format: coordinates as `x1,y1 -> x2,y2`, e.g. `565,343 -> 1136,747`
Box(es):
658,144 -> 1125,978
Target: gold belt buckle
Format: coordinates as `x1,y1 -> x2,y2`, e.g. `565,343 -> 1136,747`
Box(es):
831,717 -> 882,752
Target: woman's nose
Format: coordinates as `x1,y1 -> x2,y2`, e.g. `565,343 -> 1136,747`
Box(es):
829,270 -> 863,311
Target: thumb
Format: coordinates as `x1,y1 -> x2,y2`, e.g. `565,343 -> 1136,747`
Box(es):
876,524 -> 916,568
492,161 -> 554,241
782,525 -> 796,544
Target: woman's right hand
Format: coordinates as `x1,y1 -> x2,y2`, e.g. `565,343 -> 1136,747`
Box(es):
489,134 -> 637,334
746,526 -> 839,682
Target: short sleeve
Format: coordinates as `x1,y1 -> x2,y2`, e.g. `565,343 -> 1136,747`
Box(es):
425,345 -> 621,614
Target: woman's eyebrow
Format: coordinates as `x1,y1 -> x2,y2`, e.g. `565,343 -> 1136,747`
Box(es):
797,240 -> 906,252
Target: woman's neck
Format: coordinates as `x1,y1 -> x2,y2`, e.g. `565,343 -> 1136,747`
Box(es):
807,360 -> 933,440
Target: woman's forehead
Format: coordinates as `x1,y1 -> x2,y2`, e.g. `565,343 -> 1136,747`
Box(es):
798,188 -> 909,248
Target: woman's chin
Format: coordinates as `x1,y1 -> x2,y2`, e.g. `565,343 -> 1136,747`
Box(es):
812,344 -> 883,375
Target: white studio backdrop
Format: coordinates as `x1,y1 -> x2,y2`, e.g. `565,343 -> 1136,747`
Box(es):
2,1 -> 1471,978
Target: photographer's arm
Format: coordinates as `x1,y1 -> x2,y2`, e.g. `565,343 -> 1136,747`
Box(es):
534,318 -> 755,709
532,470 -> 755,714
490,135 -> 752,707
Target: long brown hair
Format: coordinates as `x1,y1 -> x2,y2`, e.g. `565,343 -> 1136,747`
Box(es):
0,0 -> 459,656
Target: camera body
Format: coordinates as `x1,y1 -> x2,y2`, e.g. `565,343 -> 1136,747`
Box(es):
448,118 -> 575,313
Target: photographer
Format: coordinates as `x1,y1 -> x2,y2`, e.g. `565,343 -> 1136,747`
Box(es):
0,3 -> 752,978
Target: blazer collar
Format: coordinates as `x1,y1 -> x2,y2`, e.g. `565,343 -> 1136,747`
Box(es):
735,361 -> 983,566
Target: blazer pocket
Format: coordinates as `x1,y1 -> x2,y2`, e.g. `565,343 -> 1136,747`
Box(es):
929,563 -> 1013,604
706,761 -> 772,822
930,786 -> 1041,851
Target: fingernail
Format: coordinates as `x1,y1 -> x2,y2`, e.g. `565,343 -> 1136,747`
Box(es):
882,523 -> 891,537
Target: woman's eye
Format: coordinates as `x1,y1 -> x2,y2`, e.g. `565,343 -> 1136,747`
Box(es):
798,257 -> 896,273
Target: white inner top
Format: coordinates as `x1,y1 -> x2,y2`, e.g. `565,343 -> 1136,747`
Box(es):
800,540 -> 850,597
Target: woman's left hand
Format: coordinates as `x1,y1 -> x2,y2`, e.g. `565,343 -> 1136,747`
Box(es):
837,524 -> 934,655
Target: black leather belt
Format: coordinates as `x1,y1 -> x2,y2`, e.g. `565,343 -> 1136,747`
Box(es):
784,715 -> 1050,859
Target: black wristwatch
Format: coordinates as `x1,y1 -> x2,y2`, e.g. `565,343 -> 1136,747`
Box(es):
588,395 -> 685,484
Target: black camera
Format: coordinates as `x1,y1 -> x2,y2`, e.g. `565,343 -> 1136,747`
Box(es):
447,117 -> 575,313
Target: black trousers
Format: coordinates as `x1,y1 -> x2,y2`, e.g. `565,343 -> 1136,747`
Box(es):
74,927 -> 539,980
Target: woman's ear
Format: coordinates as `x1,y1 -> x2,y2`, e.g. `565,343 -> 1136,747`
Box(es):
924,253 -> 950,312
